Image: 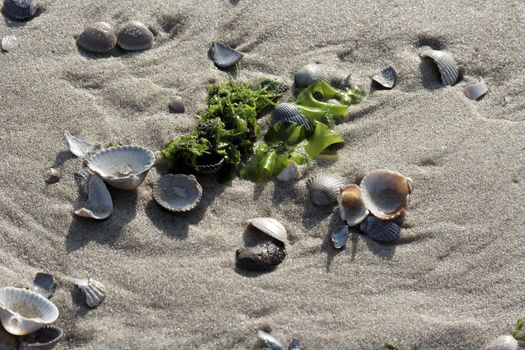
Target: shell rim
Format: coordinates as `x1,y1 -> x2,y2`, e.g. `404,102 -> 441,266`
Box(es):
86,145 -> 156,180
0,287 -> 59,323
153,174 -> 203,212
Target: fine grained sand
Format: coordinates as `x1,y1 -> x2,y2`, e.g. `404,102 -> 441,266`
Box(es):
0,0 -> 524,349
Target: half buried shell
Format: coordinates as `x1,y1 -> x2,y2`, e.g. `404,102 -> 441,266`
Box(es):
360,216 -> 401,242
2,0 -> 37,20
271,103 -> 313,132
337,184 -> 369,226
419,46 -> 459,86
75,278 -> 106,308
294,63 -> 330,88
153,174 -> 202,212
464,80 -> 488,100
116,21 -> 154,51
77,22 -> 117,54
31,273 -> 57,299
247,217 -> 287,244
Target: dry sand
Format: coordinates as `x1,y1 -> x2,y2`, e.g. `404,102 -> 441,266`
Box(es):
0,0 -> 524,349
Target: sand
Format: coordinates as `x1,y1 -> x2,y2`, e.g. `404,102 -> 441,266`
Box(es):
0,0 -> 524,349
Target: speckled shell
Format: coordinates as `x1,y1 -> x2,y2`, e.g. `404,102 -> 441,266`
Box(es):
236,240 -> 286,271
116,21 -> 154,51
464,80 -> 488,100
257,330 -> 285,350
31,273 -> 57,299
209,41 -> 243,69
419,46 -> 459,86
372,66 -> 397,89
64,130 -> 102,158
168,95 -> 185,113
306,174 -> 345,207
331,225 -> 350,249
77,22 -> 117,54
2,0 -> 37,20
1,35 -> 17,51
75,278 -> 106,308
0,287 -> 59,336
360,216 -> 401,242
73,170 -> 113,220
485,335 -> 518,350
153,174 -> 202,212
272,103 -> 312,132
20,325 -> 63,350
247,217 -> 287,244
337,184 -> 369,226
294,63 -> 330,88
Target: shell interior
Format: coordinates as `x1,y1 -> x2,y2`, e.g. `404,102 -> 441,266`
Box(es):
257,330 -> 285,350
337,184 -> 369,226
360,216 -> 401,243
31,273 -> 57,299
116,21 -> 154,51
64,130 -> 101,158
75,278 -> 106,308
168,96 -> 185,113
331,225 -> 350,249
294,63 -> 330,88
306,174 -> 344,207
247,217 -> 287,244
209,42 -> 243,69
1,35 -> 17,52
271,103 -> 313,132
464,80 -> 488,100
372,66 -> 397,89
2,0 -> 36,20
153,174 -> 203,212
419,46 -> 459,86
20,325 -> 64,350
77,22 -> 117,54
73,171 -> 113,220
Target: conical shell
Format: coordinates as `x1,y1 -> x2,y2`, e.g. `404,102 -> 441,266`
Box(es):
0,287 -> 59,336
485,335 -> 518,350
64,130 -> 102,158
288,339 -> 301,350
1,35 -> 17,52
464,80 -> 488,100
419,46 -> 459,86
77,22 -> 117,54
247,217 -> 287,244
360,169 -> 413,220
86,146 -> 155,190
168,96 -> 185,113
337,184 -> 369,226
372,66 -> 397,89
360,216 -> 400,242
116,21 -> 154,51
31,273 -> 57,299
257,330 -> 285,350
271,103 -> 312,132
73,170 -> 113,220
75,278 -> 106,308
236,240 -> 286,272
2,0 -> 37,20
153,174 -> 202,212
294,63 -> 330,88
20,325 -> 63,350
331,225 -> 350,249
306,174 -> 344,207
209,42 -> 243,69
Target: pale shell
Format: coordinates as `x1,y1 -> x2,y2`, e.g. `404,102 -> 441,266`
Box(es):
331,225 -> 350,249
209,41 -> 243,69
64,130 -> 102,158
485,335 -> 518,350
77,22 -> 117,54
247,217 -> 287,244
31,273 -> 57,299
337,184 -> 369,226
372,66 -> 397,89
360,216 -> 401,242
306,174 -> 345,207
116,21 -> 154,51
75,278 -> 106,308
419,46 -> 459,86
236,240 -> 286,271
0,287 -> 59,336
20,325 -> 63,350
276,161 -> 304,182
86,145 -> 155,190
257,330 -> 285,350
153,174 -> 202,212
1,35 -> 17,52
360,169 -> 413,220
464,80 -> 488,100
2,0 -> 37,20
294,63 -> 330,88
73,170 -> 113,220
168,95 -> 185,113
272,103 -> 312,132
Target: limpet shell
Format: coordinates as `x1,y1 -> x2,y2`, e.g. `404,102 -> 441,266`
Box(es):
168,95 -> 185,113
419,46 -> 459,86
372,66 -> 397,89
360,216 -> 400,242
247,217 -> 287,244
236,240 -> 286,271
77,22 -> 117,54
2,0 -> 37,20
257,330 -> 285,350
153,174 -> 202,212
20,325 -> 63,350
288,339 -> 301,350
64,130 -> 102,158
1,35 -> 17,52
337,184 -> 369,226
0,287 -> 59,336
75,278 -> 106,308
73,170 -> 113,220
485,335 -> 518,350
272,103 -> 312,132
294,63 -> 330,88
209,41 -> 243,69
464,80 -> 488,100
331,225 -> 350,249
31,273 -> 57,299
116,21 -> 154,51
306,174 -> 345,207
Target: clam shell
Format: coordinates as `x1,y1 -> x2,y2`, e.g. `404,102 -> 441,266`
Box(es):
257,330 -> 285,350
337,184 -> 369,226
20,325 -> 63,350
288,339 -> 301,350
2,0 -> 37,20
360,216 -> 400,242
31,273 -> 57,299
1,35 -> 17,52
73,170 -> 113,220
372,66 -> 397,89
331,225 -> 350,249
209,41 -> 243,69
247,217 -> 287,244
77,22 -> 117,54
168,95 -> 185,113
0,287 -> 59,336
360,169 -> 413,220
306,174 -> 345,207
236,240 -> 286,271
271,103 -> 313,132
44,168 -> 60,184
419,46 -> 459,86
86,146 -> 155,190
64,130 -> 102,158
116,21 -> 154,51
260,79 -> 288,94
153,174 -> 202,212
485,335 -> 518,350
75,278 -> 106,308
294,63 -> 330,88
464,80 -> 488,100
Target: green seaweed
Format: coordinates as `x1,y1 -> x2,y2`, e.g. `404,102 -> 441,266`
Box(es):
384,342 -> 400,350
514,316 -> 525,341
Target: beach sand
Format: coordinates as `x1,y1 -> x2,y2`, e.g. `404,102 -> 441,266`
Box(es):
0,0 -> 524,348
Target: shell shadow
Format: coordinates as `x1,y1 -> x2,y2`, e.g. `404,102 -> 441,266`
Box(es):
301,202 -> 335,230
52,150 -> 75,169
364,237 -> 396,260
271,179 -> 299,206
320,212 -> 354,273
418,60 -> 443,91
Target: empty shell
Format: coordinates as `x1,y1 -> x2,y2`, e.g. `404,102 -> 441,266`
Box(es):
168,96 -> 185,113
116,21 -> 154,51
64,130 -> 102,158
153,174 -> 202,212
247,217 -> 287,244
209,41 -> 243,69
2,0 -> 37,20
20,325 -> 63,350
485,335 -> 518,350
294,63 -> 330,88
271,103 -> 313,132
236,240 -> 286,271
257,330 -> 285,350
44,168 -> 60,184
306,174 -> 345,206
77,22 -> 117,54
360,216 -> 400,242
464,80 -> 488,100
288,339 -> 301,350
31,273 -> 57,299
75,278 -> 106,308
331,225 -> 350,249
372,66 -> 397,89
1,35 -> 17,52
73,170 -> 113,220
337,184 -> 369,226
419,46 -> 459,86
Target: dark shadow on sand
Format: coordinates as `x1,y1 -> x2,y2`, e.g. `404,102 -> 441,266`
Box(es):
51,150 -> 75,169
419,60 -> 444,91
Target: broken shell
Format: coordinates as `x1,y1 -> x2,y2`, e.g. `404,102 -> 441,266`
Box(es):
116,21 -> 154,51
77,22 -> 117,54
294,63 -> 330,88
86,146 -> 155,190
464,80 -> 488,100
44,168 -> 60,184
73,170 -> 113,220
271,103 -> 313,132
372,66 -> 397,89
31,273 -> 57,299
276,161 -> 305,182
209,42 -> 243,69
419,46 -> 459,86
360,169 -> 413,220
168,96 -> 185,113
236,240 -> 286,271
337,184 -> 369,226
2,0 -> 37,20
64,130 -> 102,158
0,287 -> 59,336
306,174 -> 345,206
331,225 -> 350,249
247,217 -> 287,244
288,339 -> 301,350
75,278 -> 106,308
360,216 -> 400,242
260,79 -> 288,94
153,174 -> 202,212
257,330 -> 285,350
20,325 -> 63,350
1,35 -> 17,52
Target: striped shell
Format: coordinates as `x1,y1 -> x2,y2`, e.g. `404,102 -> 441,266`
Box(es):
236,240 -> 286,272
2,0 -> 37,20
294,63 -> 330,88
153,174 -> 202,212
73,170 -> 113,220
306,174 -> 344,206
272,103 -> 312,132
77,22 -> 117,54
116,21 -> 154,51
64,130 -> 102,158
1,35 -> 17,51
360,216 -> 400,242
75,278 -> 106,308
20,325 -> 63,350
209,41 -> 243,69
331,225 -> 350,249
485,335 -> 518,350
168,95 -> 185,113
247,217 -> 287,244
419,46 -> 459,86
372,66 -> 397,89
31,273 -> 57,299
257,330 -> 285,350
337,184 -> 369,226
464,80 -> 488,100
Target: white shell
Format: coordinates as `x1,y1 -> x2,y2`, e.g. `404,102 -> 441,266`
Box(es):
294,63 -> 330,88
86,146 -> 155,190
276,161 -> 305,182
485,335 -> 518,350
73,170 -> 113,220
0,287 -> 59,336
337,184 -> 369,226
1,35 -> 17,52
360,216 -> 401,242
306,174 -> 345,207
20,325 -> 64,350
419,46 -> 459,86
64,130 -> 101,158
75,278 -> 106,308
464,80 -> 488,100
247,217 -> 287,244
360,169 -> 413,220
153,174 -> 202,212
331,225 -> 350,249
257,330 -> 285,350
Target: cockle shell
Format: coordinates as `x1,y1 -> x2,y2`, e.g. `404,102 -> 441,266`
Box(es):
360,216 -> 401,242
86,145 -> 155,190
294,63 -> 330,88
0,287 -> 59,336
2,0 -> 37,20
20,325 -> 63,350
73,170 -> 113,220
271,103 -> 313,132
419,46 -> 459,86
372,66 -> 397,89
247,217 -> 287,244
116,21 -> 154,51
485,335 -> 518,350
257,330 -> 285,350
337,184 -> 369,226
77,22 -> 117,54
64,130 -> 102,158
1,35 -> 17,52
168,95 -> 185,113
236,240 -> 286,271
209,41 -> 243,69
288,339 -> 301,350
306,174 -> 345,207
331,225 -> 350,249
360,169 -> 413,220
31,273 -> 57,299
75,278 -> 106,308
153,174 -> 202,212
464,80 -> 488,100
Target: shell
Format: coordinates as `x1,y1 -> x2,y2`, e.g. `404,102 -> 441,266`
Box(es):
260,79 -> 288,94
247,217 -> 287,244
419,46 -> 459,86
337,184 -> 369,226
20,325 -> 63,350
73,170 -> 113,220
196,155 -> 224,175
360,169 -> 413,220
1,35 -> 17,52
86,146 -> 155,190
2,0 -> 37,20
294,63 -> 330,88
0,287 -> 59,336
485,335 -> 518,350
236,240 -> 286,271
116,21 -> 154,51
331,225 -> 350,249
360,216 -> 401,242
31,273 -> 57,299
464,80 -> 488,100
209,42 -> 243,69
306,174 -> 345,207
372,66 -> 397,89
77,22 -> 117,54
168,95 -> 185,113
288,339 -> 301,350
271,103 -> 313,132
64,130 -> 102,158
276,161 -> 305,182
44,168 -> 60,184
153,174 -> 202,212
257,330 -> 285,350
75,278 -> 106,308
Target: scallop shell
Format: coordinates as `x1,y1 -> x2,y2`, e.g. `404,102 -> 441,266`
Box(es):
0,287 -> 59,336
44,168 -> 60,184
20,325 -> 63,350
360,169 -> 413,220
116,21 -> 154,51
31,273 -> 57,299
64,130 -> 102,158
360,216 -> 400,242
2,0 -> 37,20
372,66 -> 397,89
419,46 -> 459,86
294,63 -> 330,88
247,217 -> 287,244
1,35 -> 17,52
337,184 -> 369,226
485,335 -> 518,350
331,225 -> 350,249
236,240 -> 286,272
77,22 -> 117,54
271,103 -> 313,132
464,80 -> 488,100
86,146 -> 155,190
209,41 -> 243,69
306,174 -> 345,207
276,161 -> 305,182
257,330 -> 285,350
168,95 -> 185,113
288,339 -> 301,350
75,278 -> 106,308
153,174 -> 202,212
73,170 -> 113,220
